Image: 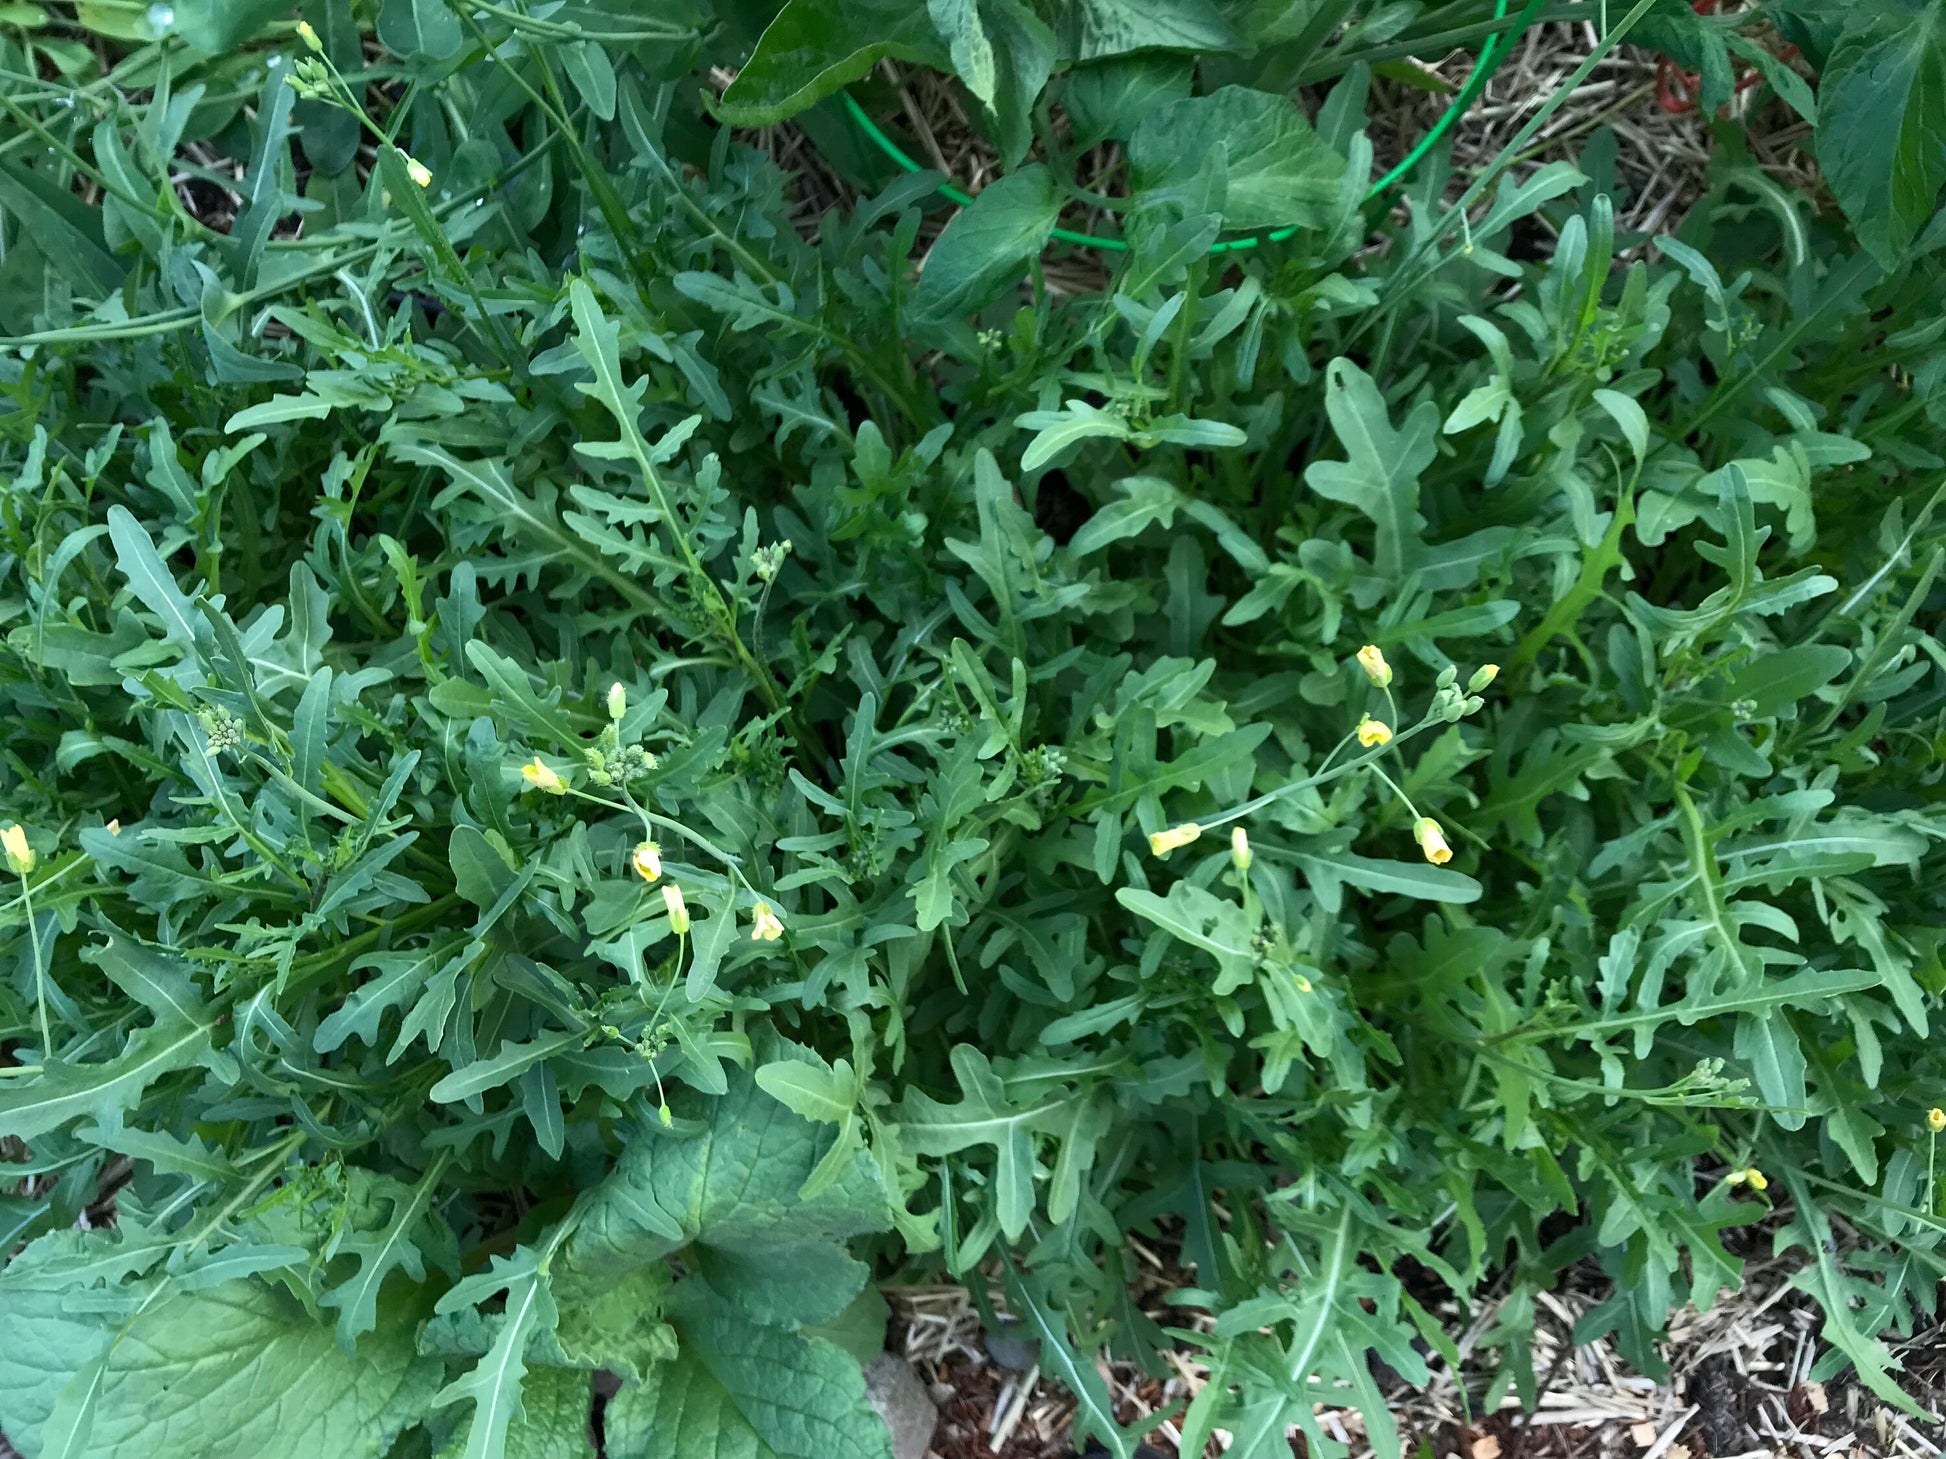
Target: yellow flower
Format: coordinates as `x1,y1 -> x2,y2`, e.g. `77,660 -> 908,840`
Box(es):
105,819 -> 121,836
750,901 -> 784,942
2,823 -> 33,875
1469,663 -> 1500,692
1230,826 -> 1251,872
1147,823 -> 1203,858
1355,644 -> 1392,688
1929,1108 -> 1945,1134
1726,1166 -> 1768,1192
661,883 -> 690,935
1356,716 -> 1392,748
295,18 -> 322,50
631,841 -> 662,882
1413,817 -> 1452,866
521,758 -> 565,793
406,156 -> 433,188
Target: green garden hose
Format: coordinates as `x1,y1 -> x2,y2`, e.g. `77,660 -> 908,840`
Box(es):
841,0 -> 1540,254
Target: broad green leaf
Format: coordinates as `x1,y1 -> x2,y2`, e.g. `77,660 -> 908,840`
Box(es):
465,642 -> 583,748
1129,86 -> 1345,231
46,1282 -> 438,1459
929,0 -> 997,103
107,506 -> 202,655
913,166 -> 1063,324
1117,881 -> 1255,992
1816,2 -> 1946,266
603,1290 -> 892,1459
321,1162 -> 449,1348
437,1368 -> 594,1459
1725,645 -> 1851,716
0,1020 -> 212,1143
81,931 -> 205,1026
1015,400 -> 1134,471
224,393 -> 334,430
0,1252 -> 146,1456
1005,1260 -> 1133,1459
717,0 -> 946,126
1056,0 -> 1238,59
0,160 -> 121,297
1285,846 -> 1484,906
899,1045 -> 1081,1239
434,1249 -> 559,1459
1303,357 -> 1438,580
1065,55 -> 1194,146
378,0 -> 463,57
567,1047 -> 891,1317
755,1058 -> 857,1124
167,0 -> 288,50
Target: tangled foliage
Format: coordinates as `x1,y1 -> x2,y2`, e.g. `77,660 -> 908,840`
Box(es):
1,2 -> 1945,1457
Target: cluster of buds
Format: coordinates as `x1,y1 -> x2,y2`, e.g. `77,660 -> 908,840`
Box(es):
287,55 -> 335,101
200,706 -> 242,756
1021,743 -> 1068,788
752,540 -> 793,584
586,744 -> 656,787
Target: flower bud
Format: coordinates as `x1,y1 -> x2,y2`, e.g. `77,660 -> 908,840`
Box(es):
1930,1108 -> 1945,1134
405,156 -> 432,188
1355,644 -> 1392,688
1147,823 -> 1203,858
661,882 -> 690,935
1469,663 -> 1500,692
1412,817 -> 1452,866
1230,826 -> 1251,871
607,682 -> 627,721
2,823 -> 34,875
1357,716 -> 1392,748
296,18 -> 322,50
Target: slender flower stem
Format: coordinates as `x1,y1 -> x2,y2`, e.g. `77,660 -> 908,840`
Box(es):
18,871 -> 48,1060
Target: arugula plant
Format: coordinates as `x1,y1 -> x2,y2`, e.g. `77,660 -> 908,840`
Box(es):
1,3 -> 1945,1458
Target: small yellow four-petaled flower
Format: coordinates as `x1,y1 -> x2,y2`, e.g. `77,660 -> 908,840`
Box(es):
750,901 -> 784,941
1357,716 -> 1392,748
1413,817 -> 1452,865
631,841 -> 662,882
1929,1107 -> 1945,1134
521,758 -> 565,793
1147,823 -> 1203,858
1725,1166 -> 1768,1192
